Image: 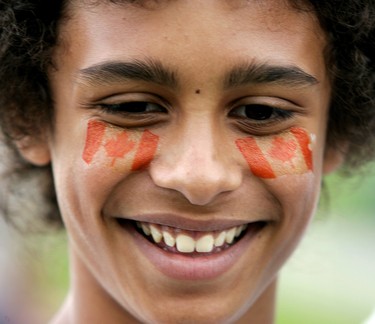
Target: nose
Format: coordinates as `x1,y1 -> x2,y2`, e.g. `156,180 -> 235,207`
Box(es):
149,122 -> 242,206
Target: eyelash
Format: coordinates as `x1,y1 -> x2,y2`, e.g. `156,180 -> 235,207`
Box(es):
229,104 -> 293,122
98,101 -> 168,115
95,100 -> 295,135
228,104 -> 295,135
98,101 -> 292,118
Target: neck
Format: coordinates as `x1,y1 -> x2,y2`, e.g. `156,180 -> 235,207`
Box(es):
237,280 -> 277,324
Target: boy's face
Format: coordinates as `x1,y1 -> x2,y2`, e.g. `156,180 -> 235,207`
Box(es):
36,0 -> 334,322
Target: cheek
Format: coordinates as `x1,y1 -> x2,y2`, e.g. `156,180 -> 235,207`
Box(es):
82,120 -> 159,171
236,127 -> 313,179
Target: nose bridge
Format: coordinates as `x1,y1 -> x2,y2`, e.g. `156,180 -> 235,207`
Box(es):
150,117 -> 242,205
181,119 -> 222,174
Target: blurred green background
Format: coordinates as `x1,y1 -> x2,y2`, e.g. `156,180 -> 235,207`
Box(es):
11,165 -> 375,323
277,166 -> 375,324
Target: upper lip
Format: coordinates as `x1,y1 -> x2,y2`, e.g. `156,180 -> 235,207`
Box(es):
113,213 -> 268,232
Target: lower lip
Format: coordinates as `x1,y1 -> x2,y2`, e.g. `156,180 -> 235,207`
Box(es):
121,222 -> 263,281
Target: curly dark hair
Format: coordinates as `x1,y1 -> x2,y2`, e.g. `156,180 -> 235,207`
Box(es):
0,0 -> 374,229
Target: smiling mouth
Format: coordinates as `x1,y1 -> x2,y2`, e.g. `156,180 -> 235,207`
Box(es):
117,219 -> 267,255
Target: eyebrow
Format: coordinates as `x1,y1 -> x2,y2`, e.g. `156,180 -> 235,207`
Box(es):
77,59 -> 178,89
224,62 -> 319,88
77,59 -> 318,90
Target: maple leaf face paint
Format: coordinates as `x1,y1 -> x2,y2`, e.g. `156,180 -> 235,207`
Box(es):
82,120 -> 159,171
104,129 -> 136,167
236,127 -> 313,179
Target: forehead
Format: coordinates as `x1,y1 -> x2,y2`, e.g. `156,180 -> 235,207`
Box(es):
60,0 -> 324,49
65,0 -> 318,31
54,0 -> 327,88
67,0 -> 315,22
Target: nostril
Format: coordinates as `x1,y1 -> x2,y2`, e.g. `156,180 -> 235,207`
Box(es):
153,172 -> 241,206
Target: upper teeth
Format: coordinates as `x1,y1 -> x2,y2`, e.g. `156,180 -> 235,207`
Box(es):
137,222 -> 248,253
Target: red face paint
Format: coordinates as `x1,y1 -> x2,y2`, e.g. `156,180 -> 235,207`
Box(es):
82,120 -> 106,164
291,127 -> 313,170
82,120 -> 159,170
236,127 -> 313,178
269,137 -> 297,163
131,130 -> 159,171
236,137 -> 276,179
104,131 -> 136,166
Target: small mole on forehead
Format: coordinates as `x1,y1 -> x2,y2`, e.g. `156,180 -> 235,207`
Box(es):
195,89 -> 201,94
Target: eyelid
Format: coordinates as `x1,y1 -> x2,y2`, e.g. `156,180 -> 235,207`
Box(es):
84,91 -> 171,116
228,97 -> 299,135
91,91 -> 170,107
79,93 -> 170,129
99,101 -> 168,114
228,99 -> 296,120
229,95 -> 300,111
229,104 -> 293,119
227,94 -> 306,122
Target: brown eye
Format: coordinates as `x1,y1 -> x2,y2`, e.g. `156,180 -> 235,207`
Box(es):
248,105 -> 273,120
229,104 -> 292,121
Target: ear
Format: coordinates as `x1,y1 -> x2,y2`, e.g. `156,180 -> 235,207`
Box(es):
322,145 -> 345,174
16,136 -> 51,166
